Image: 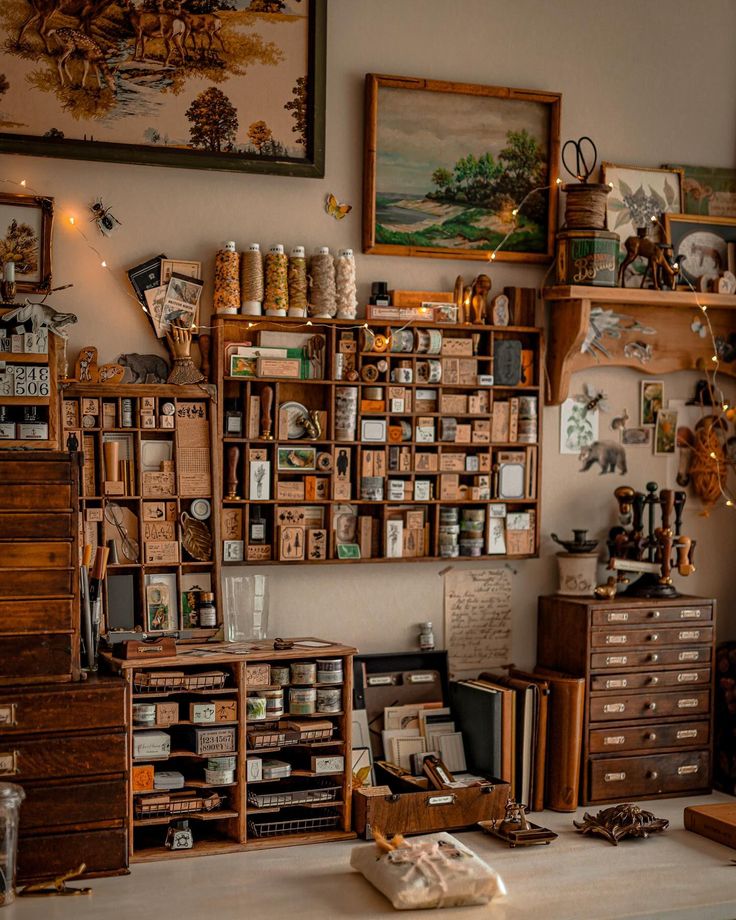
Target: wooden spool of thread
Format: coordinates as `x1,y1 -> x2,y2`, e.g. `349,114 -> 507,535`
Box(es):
309,247 -> 336,318
213,241 -> 240,314
287,246 -> 308,317
264,244 -> 289,316
240,243 -> 264,316
335,248 -> 357,319
562,183 -> 611,230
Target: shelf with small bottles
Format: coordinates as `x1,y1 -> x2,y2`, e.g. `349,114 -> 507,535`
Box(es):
60,384 -> 221,638
213,313 -> 543,564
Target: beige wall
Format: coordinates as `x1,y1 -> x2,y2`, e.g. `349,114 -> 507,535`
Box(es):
7,0 -> 736,662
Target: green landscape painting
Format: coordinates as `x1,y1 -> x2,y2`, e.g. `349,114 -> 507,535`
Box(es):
367,81 -> 559,261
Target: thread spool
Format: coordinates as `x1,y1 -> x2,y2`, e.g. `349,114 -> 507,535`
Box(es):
309,247 -> 336,318
214,241 -> 241,314
287,246 -> 308,317
264,244 -> 289,316
240,243 -> 264,316
562,183 -> 611,230
335,248 -> 357,319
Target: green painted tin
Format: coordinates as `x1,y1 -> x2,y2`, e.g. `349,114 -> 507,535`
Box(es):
556,229 -> 619,287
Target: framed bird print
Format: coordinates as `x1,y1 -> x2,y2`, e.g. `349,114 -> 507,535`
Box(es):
0,0 -> 326,178
363,74 -> 561,262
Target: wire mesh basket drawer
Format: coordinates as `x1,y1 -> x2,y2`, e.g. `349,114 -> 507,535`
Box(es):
248,782 -> 340,809
248,808 -> 341,838
135,792 -> 226,819
133,670 -> 228,693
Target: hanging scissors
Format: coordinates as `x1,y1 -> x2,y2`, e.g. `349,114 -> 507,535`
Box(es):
562,136 -> 598,184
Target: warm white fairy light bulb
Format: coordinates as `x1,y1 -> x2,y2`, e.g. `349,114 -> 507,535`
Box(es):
19,179 -> 26,187
68,216 -> 75,225
100,260 -> 107,268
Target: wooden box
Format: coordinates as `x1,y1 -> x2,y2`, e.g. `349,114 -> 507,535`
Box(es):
352,780 -> 508,839
188,726 -> 237,755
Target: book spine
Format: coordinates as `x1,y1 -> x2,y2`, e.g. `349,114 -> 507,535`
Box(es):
685,812 -> 736,849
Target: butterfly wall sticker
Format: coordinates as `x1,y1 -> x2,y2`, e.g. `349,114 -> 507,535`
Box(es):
325,193 -> 352,220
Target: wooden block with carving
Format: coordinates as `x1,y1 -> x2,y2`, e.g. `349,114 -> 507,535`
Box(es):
145,541 -> 179,564
221,507 -> 243,541
279,525 -> 305,560
307,528 -> 327,560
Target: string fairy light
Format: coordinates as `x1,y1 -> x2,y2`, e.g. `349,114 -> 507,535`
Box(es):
648,213 -> 736,510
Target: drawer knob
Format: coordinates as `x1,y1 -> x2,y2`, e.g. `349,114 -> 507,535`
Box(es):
648,633 -> 659,642
645,731 -> 657,741
647,770 -> 659,780
648,676 -> 659,685
645,701 -> 657,711
649,610 -> 661,619
649,653 -> 659,663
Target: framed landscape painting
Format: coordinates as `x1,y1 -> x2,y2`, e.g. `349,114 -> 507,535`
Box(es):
0,0 -> 326,177
363,74 -> 561,262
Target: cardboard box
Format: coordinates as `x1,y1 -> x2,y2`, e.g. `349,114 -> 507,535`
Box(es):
133,730 -> 171,760
132,764 -> 155,792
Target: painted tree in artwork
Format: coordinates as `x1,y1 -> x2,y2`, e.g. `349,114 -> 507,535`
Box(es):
185,87 -> 238,153
247,120 -> 273,154
284,76 -> 308,148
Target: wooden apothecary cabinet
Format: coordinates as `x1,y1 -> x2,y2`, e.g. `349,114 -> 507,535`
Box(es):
537,594 -> 715,805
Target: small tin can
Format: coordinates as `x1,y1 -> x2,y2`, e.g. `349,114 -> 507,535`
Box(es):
246,695 -> 267,721
208,756 -> 237,771
204,768 -> 235,785
290,661 -> 317,684
316,687 -> 341,713
316,658 -> 343,684
289,687 -> 317,715
133,703 -> 157,726
263,688 -> 284,718
121,398 -> 133,427
270,666 -> 290,686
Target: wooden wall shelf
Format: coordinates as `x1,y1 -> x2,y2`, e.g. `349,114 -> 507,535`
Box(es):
213,314 -> 543,564
544,285 -> 736,405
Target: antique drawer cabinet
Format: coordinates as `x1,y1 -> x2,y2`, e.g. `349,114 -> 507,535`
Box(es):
0,450 -> 81,684
538,595 -> 715,805
0,677 -> 128,881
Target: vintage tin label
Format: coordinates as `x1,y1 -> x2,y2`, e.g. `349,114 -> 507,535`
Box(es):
607,612 -> 629,623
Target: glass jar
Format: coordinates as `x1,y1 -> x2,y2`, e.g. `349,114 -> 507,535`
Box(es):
198,592 -> 217,628
0,783 -> 25,906
419,621 -> 435,652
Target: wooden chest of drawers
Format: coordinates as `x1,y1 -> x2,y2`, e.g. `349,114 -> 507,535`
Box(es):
0,677 -> 129,881
537,594 -> 715,805
0,451 -> 81,685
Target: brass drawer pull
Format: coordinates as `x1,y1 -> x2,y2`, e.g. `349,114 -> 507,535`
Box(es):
645,731 -> 657,741
648,610 -> 661,619
678,764 -> 699,776
676,729 -> 698,740
647,633 -> 660,642
0,704 -> 17,727
644,701 -> 657,711
648,676 -> 659,685
604,772 -> 626,782
0,751 -> 19,776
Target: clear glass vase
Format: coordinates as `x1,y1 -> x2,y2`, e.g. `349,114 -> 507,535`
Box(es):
0,783 -> 25,906
223,574 -> 269,642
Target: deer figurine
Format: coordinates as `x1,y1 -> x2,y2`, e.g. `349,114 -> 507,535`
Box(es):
619,229 -> 680,291
47,27 -> 115,91
125,0 -> 186,66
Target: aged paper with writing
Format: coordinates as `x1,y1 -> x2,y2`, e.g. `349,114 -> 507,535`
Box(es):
444,568 -> 512,677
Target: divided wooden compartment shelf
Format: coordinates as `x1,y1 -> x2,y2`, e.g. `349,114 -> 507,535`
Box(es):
213,315 -> 543,564
0,306 -> 60,448
60,384 -> 220,638
544,285 -> 736,405
102,638 -> 356,860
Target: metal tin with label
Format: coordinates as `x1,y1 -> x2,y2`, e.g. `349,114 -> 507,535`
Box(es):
289,687 -> 317,714
263,688 -> 284,718
290,661 -> 317,684
316,687 -> 341,713
270,666 -> 290,686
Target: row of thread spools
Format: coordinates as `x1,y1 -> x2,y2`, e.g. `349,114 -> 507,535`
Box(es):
213,241 -> 358,320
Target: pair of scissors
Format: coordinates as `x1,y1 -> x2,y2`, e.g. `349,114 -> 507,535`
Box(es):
562,136 -> 598,183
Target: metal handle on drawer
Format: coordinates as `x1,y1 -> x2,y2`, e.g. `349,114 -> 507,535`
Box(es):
648,633 -> 659,642
649,653 -> 659,663
648,676 -> 659,685
649,610 -> 661,619
645,701 -> 657,711
0,704 -> 17,727
647,770 -> 659,780
427,795 -> 456,806
0,752 -> 19,776
645,731 -> 657,741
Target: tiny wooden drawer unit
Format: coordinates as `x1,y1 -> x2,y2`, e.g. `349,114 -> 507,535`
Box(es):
537,595 -> 715,805
0,676 -> 128,881
0,450 -> 81,685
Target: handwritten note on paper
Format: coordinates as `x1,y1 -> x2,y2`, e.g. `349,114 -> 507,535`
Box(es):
444,568 -> 512,677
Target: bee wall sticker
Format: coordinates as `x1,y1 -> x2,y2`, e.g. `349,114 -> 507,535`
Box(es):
90,199 -> 122,236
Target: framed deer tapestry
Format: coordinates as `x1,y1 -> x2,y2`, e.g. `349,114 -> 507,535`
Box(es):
363,74 -> 561,262
0,0 -> 326,178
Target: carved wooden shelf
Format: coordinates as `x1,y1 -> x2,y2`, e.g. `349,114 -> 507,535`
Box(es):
544,285 -> 736,405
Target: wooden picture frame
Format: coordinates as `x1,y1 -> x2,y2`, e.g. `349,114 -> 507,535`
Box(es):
0,193 -> 53,293
654,408 -> 678,456
363,74 -> 561,262
0,1 -> 326,179
640,379 -> 664,427
663,213 -> 736,287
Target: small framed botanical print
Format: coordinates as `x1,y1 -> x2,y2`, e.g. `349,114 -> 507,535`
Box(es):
0,193 -> 53,293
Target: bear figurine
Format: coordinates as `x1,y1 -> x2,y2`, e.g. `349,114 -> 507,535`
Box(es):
578,440 -> 627,475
